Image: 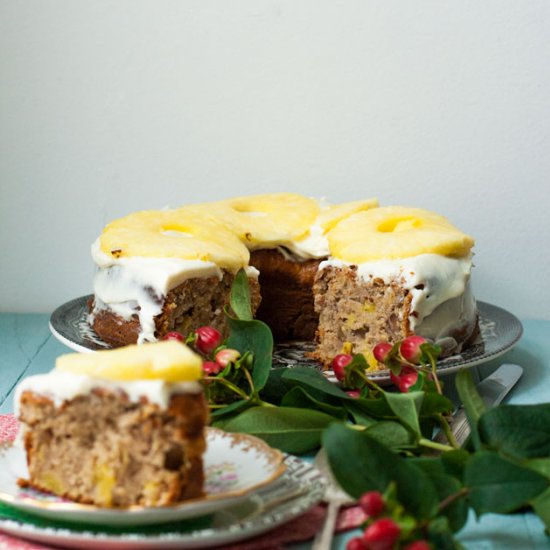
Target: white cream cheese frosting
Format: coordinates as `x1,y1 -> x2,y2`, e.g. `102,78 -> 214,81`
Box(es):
91,239 -> 258,343
318,253 -> 475,339
14,370 -> 203,415
279,222 -> 330,260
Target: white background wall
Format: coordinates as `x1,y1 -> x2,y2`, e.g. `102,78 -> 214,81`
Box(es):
1,1 -> 549,319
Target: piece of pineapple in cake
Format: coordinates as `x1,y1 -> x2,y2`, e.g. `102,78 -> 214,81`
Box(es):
327,206 -> 474,262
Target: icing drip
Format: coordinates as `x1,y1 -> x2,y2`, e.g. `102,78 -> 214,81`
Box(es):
15,371 -> 203,414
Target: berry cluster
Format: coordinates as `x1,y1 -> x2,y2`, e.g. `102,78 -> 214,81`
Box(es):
330,335 -> 442,395
163,327 -> 250,404
346,490 -> 431,550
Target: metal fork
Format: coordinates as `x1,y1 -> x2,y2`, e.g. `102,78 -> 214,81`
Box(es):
311,449 -> 354,550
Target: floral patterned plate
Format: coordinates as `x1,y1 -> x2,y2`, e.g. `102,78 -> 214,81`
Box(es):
0,454 -> 324,549
0,428 -> 285,527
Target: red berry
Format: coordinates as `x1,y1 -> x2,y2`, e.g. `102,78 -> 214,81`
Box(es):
162,331 -> 184,342
399,335 -> 427,364
202,361 -> 222,376
390,366 -> 419,393
362,518 -> 401,550
195,326 -> 223,354
331,354 -> 353,381
346,536 -> 367,550
358,491 -> 385,517
373,342 -> 392,363
215,348 -> 241,368
346,390 -> 361,399
404,541 -> 432,550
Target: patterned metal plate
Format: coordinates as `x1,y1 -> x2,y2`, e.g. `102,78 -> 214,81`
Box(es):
50,298 -> 523,381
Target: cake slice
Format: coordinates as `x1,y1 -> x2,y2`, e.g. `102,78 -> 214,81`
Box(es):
15,341 -> 209,508
313,206 -> 478,366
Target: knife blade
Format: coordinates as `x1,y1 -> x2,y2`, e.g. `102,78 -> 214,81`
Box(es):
434,363 -> 523,446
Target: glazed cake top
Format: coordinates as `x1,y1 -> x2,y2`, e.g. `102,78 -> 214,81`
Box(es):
96,194 -> 384,267
96,194 -> 473,265
90,194 -> 476,345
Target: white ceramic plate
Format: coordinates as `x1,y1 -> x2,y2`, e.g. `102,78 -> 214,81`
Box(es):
0,454 -> 324,549
0,428 -> 286,527
50,298 -> 523,381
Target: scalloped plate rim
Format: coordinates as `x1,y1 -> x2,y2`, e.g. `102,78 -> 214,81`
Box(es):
49,298 -> 523,381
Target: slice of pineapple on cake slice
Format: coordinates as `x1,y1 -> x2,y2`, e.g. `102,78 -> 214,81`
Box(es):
99,209 -> 249,271
327,206 -> 474,262
178,193 -> 321,248
56,341 -> 203,382
317,198 -> 379,233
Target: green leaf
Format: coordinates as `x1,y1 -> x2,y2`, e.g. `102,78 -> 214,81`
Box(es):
427,517 -> 465,550
229,268 -> 252,320
420,392 -> 454,417
525,457 -> 550,529
530,487 -> 550,532
525,457 -> 550,479
344,401 -> 378,427
412,458 -> 468,533
226,317 -> 273,392
323,423 -> 439,519
222,406 -> 335,454
383,390 -> 424,436
281,386 -> 348,419
282,366 -> 353,400
441,450 -> 471,481
346,394 -> 395,418
455,369 -> 486,450
478,404 -> 550,459
260,368 -> 291,405
364,421 -> 415,450
464,450 -> 550,515
210,398 -> 250,418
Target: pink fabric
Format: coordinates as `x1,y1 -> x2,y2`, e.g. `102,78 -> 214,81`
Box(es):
0,415 -> 18,445
0,414 -> 364,549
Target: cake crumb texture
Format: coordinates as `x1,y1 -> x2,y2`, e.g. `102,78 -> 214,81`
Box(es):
92,271 -> 261,347
313,265 -> 412,365
18,390 -> 209,507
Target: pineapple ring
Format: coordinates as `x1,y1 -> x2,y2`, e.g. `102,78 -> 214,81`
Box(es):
99,209 -> 249,270
327,206 -> 474,262
316,198 -> 379,233
178,193 -> 321,248
56,341 -> 203,382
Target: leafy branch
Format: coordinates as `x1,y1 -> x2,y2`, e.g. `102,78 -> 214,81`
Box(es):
176,270 -> 550,548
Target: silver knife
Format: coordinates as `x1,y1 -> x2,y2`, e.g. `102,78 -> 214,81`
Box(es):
435,363 -> 523,446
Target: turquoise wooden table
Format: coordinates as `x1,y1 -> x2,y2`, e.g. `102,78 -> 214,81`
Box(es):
1,314 -> 549,549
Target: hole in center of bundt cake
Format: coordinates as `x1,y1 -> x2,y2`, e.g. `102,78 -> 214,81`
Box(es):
377,217 -> 423,233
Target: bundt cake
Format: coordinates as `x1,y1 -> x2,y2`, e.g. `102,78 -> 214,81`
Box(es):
88,194 -> 478,368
